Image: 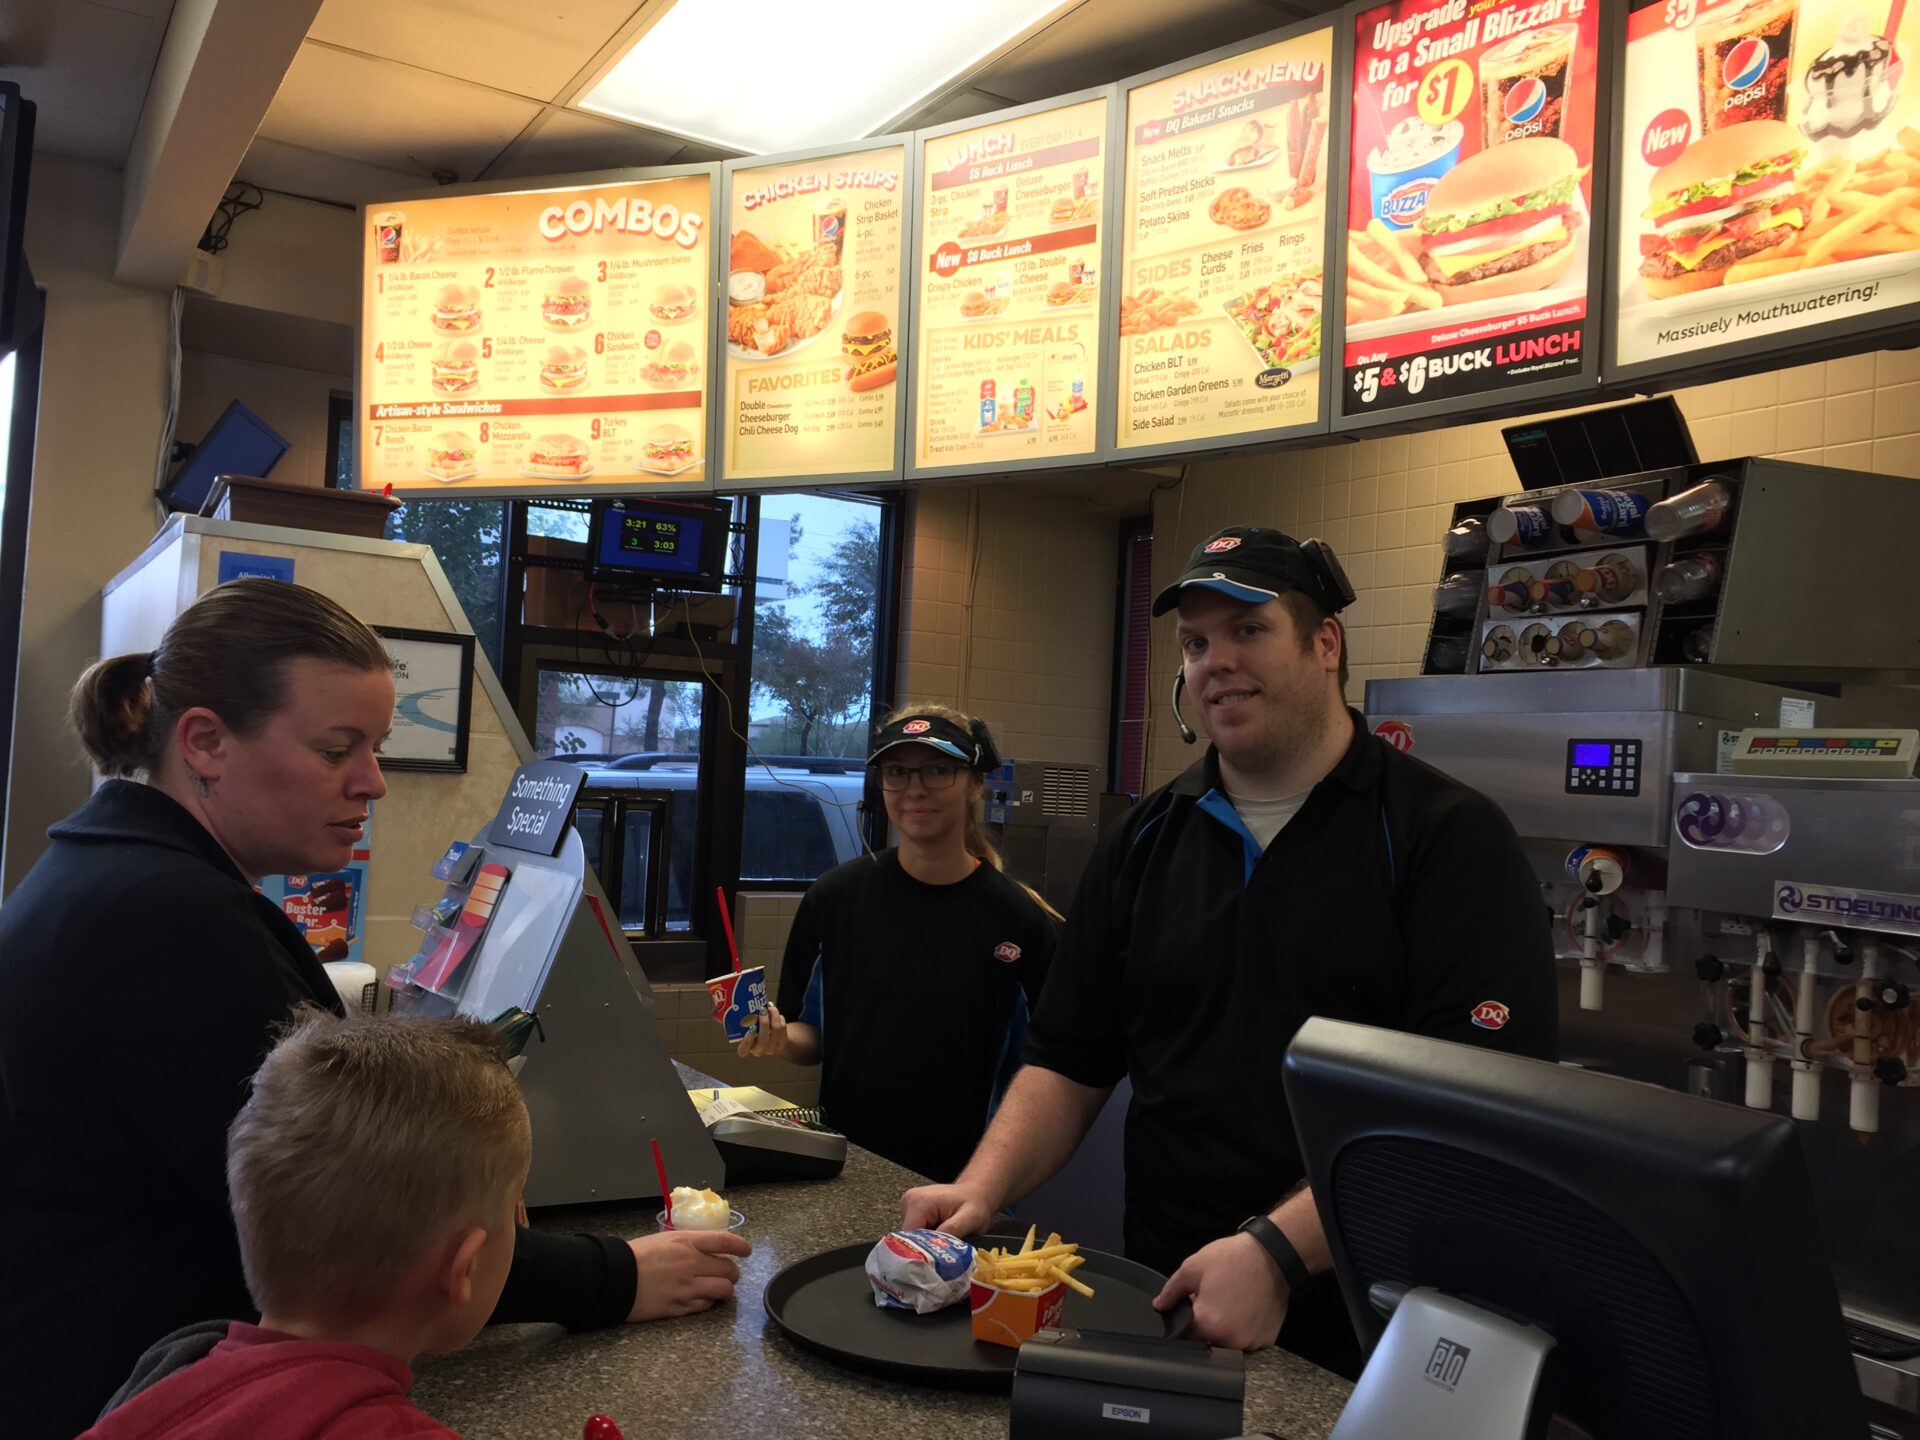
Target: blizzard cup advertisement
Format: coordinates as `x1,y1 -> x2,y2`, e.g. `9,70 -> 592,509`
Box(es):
1612,0 -> 1920,372
359,172 -> 715,496
1340,0 -> 1601,421
912,95 -> 1107,474
720,143 -> 907,484
1116,28 -> 1335,454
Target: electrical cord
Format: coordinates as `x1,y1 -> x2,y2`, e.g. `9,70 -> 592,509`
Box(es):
199,183 -> 263,257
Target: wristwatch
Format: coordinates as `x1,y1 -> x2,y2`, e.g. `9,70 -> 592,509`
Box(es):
1237,1214 -> 1310,1297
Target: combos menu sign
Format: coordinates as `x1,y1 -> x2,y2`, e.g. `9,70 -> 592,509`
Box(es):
913,96 -> 1107,472
360,174 -> 713,495
721,144 -> 908,483
1340,0 -> 1600,419
1613,0 -> 1920,371
1117,29 -> 1335,452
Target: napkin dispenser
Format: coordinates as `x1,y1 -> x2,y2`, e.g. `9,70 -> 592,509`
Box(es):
1010,1328 -> 1246,1439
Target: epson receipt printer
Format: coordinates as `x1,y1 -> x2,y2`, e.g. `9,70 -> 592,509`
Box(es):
1010,1329 -> 1245,1438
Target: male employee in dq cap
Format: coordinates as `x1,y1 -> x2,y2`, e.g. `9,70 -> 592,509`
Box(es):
902,525 -> 1556,1374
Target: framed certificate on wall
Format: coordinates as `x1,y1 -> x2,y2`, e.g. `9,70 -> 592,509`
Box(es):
374,626 -> 474,773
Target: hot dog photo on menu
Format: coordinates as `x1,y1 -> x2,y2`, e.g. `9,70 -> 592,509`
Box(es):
1612,0 -> 1920,368
720,144 -> 908,483
1341,0 -> 1601,417
360,173 -> 711,493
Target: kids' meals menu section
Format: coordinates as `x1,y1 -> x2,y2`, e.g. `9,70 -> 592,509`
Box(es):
913,96 -> 1108,473
1117,28 -> 1335,453
1340,0 -> 1601,422
360,174 -> 714,496
1612,0 -> 1920,373
721,143 -> 907,483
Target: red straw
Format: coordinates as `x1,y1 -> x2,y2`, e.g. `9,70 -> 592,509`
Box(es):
652,1138 -> 672,1225
715,885 -> 742,973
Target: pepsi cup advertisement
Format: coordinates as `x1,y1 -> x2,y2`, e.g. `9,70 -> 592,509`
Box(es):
1339,0 -> 1602,423
1611,0 -> 1920,378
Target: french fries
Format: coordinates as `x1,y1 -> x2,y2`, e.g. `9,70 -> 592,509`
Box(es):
1703,134 -> 1920,287
974,1225 -> 1096,1299
1344,225 -> 1443,324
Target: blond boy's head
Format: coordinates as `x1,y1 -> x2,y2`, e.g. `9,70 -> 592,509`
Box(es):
227,1009 -> 531,1351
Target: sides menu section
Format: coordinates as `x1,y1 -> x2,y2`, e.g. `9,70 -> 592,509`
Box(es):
912,96 -> 1108,473
361,174 -> 714,496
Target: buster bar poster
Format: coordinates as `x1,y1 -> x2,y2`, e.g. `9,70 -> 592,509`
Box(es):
1339,0 -> 1601,423
1613,0 -> 1920,376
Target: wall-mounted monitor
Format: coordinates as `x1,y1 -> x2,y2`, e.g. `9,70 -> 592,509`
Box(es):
0,82 -> 38,356
161,401 -> 292,514
587,497 -> 731,592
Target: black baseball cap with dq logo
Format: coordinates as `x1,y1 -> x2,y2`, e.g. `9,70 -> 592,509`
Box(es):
867,713 -> 1002,771
1150,525 -> 1357,617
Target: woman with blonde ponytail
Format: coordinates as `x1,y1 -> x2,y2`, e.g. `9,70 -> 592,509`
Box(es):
0,580 -> 744,1440
738,703 -> 1062,1183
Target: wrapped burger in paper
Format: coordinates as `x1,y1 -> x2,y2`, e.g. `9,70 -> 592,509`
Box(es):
864,1230 -> 975,1313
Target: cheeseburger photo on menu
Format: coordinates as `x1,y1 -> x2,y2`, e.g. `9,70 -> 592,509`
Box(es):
841,310 -> 897,391
431,283 -> 481,332
543,274 -> 591,330
1638,120 -> 1805,297
642,423 -> 697,473
650,281 -> 697,322
430,340 -> 479,394
1415,136 -> 1583,303
524,433 -> 591,478
539,344 -> 589,394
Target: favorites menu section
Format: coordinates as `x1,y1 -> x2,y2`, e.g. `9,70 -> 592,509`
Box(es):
360,174 -> 714,495
913,97 -> 1108,472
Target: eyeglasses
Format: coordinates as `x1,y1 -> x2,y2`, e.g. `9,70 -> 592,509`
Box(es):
878,761 -> 963,792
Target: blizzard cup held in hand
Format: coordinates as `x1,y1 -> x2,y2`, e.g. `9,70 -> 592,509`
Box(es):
707,964 -> 768,1041
1551,488 -> 1651,537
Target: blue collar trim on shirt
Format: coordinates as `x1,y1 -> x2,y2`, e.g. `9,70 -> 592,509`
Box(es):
1195,787 -> 1263,884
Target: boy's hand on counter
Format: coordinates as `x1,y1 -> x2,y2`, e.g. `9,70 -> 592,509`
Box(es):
1153,1233 -> 1286,1352
899,1183 -> 994,1239
625,1230 -> 751,1322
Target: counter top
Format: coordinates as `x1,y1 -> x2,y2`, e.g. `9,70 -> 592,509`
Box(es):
413,1069 -> 1353,1440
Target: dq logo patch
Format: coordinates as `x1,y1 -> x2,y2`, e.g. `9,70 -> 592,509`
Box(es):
1472,1000 -> 1510,1031
903,719 -> 932,734
994,941 -> 1022,963
1373,719 -> 1415,753
1204,536 -> 1242,554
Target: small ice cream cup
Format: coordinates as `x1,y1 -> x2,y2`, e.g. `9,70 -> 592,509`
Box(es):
706,964 -> 768,1041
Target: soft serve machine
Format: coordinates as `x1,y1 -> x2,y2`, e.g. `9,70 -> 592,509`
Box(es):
1364,405 -> 1920,1433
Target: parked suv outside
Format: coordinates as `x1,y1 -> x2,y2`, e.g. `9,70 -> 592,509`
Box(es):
573,754 -> 866,934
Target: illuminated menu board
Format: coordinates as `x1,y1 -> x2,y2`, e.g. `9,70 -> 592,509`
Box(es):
1337,0 -> 1602,428
718,142 -> 909,486
1611,0 -> 1920,380
359,171 -> 716,496
1117,26 -> 1336,455
911,93 -> 1110,476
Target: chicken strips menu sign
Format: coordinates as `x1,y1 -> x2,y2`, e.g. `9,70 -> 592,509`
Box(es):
720,144 -> 907,484
1118,31 -> 1335,452
913,97 -> 1108,473
1612,0 -> 1920,374
1340,0 -> 1601,421
359,173 -> 714,496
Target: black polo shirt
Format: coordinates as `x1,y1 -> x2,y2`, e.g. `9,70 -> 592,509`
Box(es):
1026,708 -> 1556,1276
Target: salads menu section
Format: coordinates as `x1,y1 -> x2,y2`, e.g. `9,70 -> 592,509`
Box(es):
1117,28 -> 1336,453
720,143 -> 909,484
912,96 -> 1108,473
1339,0 -> 1601,422
360,173 -> 714,495
1612,0 -> 1920,373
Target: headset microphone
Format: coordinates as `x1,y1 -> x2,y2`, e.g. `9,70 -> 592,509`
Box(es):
1170,672 -> 1197,745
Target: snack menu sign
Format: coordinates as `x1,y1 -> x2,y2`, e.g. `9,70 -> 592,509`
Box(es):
719,143 -> 908,485
359,173 -> 715,496
1117,27 -> 1336,454
1339,0 -> 1602,424
911,95 -> 1109,474
1611,0 -> 1920,376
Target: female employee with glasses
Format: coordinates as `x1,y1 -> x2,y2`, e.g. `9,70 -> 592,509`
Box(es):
738,704 -> 1061,1182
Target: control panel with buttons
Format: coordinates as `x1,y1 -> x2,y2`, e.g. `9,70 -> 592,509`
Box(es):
1566,738 -> 1641,796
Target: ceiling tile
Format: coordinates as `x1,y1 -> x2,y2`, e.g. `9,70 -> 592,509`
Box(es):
239,135 -> 432,207
0,0 -> 171,164
309,0 -> 643,102
484,107 -> 687,181
970,0 -> 1289,104
258,43 -> 542,180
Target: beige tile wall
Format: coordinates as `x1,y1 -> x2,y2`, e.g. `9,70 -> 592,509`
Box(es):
1144,351 -> 1920,789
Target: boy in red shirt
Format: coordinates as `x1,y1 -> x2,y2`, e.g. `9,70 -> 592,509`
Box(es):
83,1011 -> 532,1439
